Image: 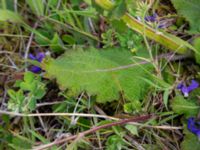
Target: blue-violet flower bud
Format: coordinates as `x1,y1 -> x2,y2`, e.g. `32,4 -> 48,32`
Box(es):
187,117 -> 200,139
29,52 -> 45,73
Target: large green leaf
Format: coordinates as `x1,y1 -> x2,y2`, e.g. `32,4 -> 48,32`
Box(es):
181,133 -> 200,150
181,125 -> 200,150
171,96 -> 199,117
171,0 -> 200,33
42,48 -> 153,103
193,37 -> 200,64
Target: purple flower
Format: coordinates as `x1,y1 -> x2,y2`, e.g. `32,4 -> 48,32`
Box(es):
29,52 -> 45,73
177,80 -> 199,97
187,117 -> 200,139
145,13 -> 157,22
137,13 -> 167,29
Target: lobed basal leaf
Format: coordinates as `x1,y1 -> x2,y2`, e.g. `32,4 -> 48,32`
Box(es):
42,48 -> 153,103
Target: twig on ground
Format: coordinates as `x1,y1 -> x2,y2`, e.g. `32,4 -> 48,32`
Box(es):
71,92 -> 85,125
36,101 -> 66,107
0,89 -> 7,109
33,114 -> 153,150
0,51 -> 13,54
0,110 -> 183,130
6,54 -> 19,70
0,110 -> 121,120
36,110 -> 48,133
94,105 -> 107,116
24,22 -> 39,71
124,135 -> 145,150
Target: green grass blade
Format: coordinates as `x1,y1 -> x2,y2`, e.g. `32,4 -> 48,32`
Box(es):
0,9 -> 23,23
26,0 -> 44,16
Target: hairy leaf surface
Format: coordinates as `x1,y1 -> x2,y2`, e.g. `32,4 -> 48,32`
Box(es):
42,48 -> 153,103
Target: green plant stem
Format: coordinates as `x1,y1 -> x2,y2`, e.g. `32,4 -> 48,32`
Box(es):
95,0 -> 114,10
95,0 -> 196,54
121,14 -> 188,54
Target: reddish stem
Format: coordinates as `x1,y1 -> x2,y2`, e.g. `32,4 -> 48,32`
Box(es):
35,114 -> 153,150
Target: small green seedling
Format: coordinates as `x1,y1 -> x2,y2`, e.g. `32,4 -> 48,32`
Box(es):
7,71 -> 46,112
